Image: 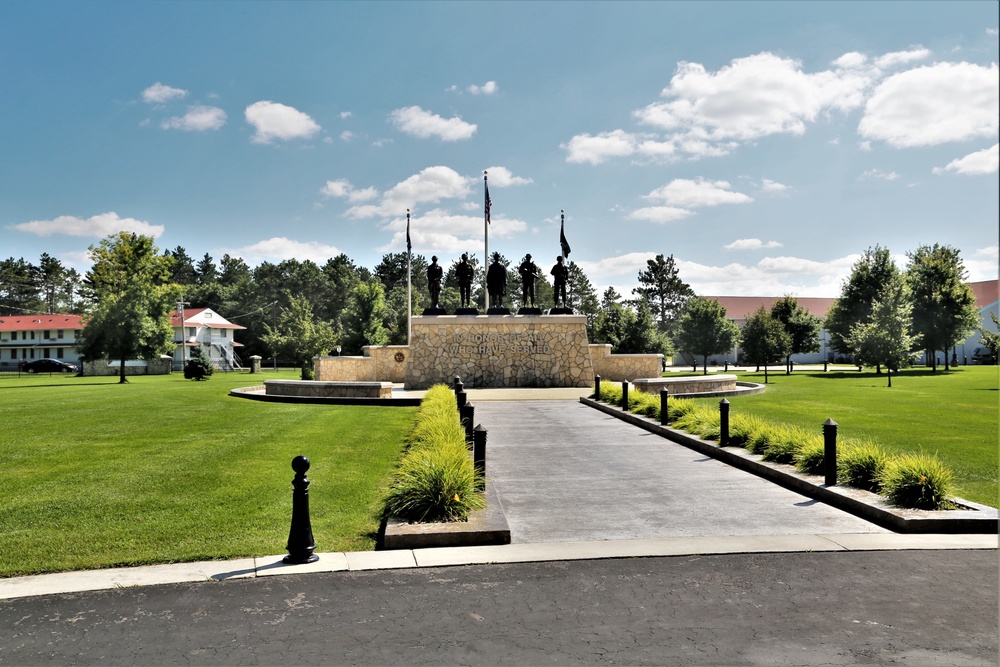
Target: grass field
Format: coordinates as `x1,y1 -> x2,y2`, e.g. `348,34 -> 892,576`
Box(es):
708,366 -> 998,507
0,371 -> 416,578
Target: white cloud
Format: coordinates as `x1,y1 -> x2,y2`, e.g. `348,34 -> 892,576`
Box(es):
724,238 -> 783,250
378,208 -> 527,254
346,166 -> 472,219
859,62 -> 999,147
389,106 -> 477,141
468,81 -> 498,95
635,52 -> 869,142
225,237 -> 342,264
760,179 -> 789,193
644,178 -> 753,207
339,111 -> 352,119
933,143 -> 999,175
562,129 -> 641,164
833,52 -> 868,69
858,140 -> 872,152
974,244 -> 999,259
8,212 -> 164,238
627,206 -> 695,223
340,130 -> 354,142
160,105 -> 227,131
244,101 -> 321,144
988,28 -> 999,37
966,245 -> 999,282
142,82 -> 187,104
320,179 -> 380,202
861,169 -> 901,181
873,48 -> 932,69
484,166 -> 532,187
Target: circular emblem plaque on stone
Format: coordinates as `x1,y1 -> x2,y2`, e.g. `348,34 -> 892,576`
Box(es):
394,352 -> 405,363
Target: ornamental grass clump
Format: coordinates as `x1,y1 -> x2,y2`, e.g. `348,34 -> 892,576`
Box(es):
381,384 -> 484,522
793,436 -> 826,475
760,424 -> 806,464
879,452 -> 955,510
632,392 -> 661,419
672,404 -> 721,440
838,438 -> 890,492
728,413 -> 767,448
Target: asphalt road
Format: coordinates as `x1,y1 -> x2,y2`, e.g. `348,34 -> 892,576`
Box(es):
2,549 -> 996,666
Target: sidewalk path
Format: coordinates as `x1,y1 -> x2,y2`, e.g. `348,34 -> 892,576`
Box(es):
476,400 -> 889,543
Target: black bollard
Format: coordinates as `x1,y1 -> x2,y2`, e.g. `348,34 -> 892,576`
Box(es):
456,389 -> 467,409
453,376 -> 462,391
473,425 -> 487,490
284,455 -> 319,564
660,387 -> 669,426
594,374 -> 601,400
720,399 -> 730,446
724,359 -> 729,372
824,360 -> 828,372
823,419 -> 838,487
461,402 -> 475,444
621,380 -> 629,411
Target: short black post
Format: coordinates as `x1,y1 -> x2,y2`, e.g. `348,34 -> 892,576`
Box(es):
621,380 -> 629,411
660,387 -> 669,425
824,360 -> 828,372
719,399 -> 730,446
453,375 -> 462,390
456,389 -> 467,409
461,402 -> 475,444
692,360 -> 697,373
473,424 -> 487,490
594,374 -> 601,399
284,455 -> 319,564
724,359 -> 729,372
823,419 -> 838,487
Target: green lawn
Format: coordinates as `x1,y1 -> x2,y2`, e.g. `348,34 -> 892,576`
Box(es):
0,371 -> 416,577
708,366 -> 998,507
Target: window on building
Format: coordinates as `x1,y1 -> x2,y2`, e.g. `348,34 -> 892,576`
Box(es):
57,330 -> 64,339
43,330 -> 50,339
188,327 -> 196,338
21,331 -> 27,340
10,350 -> 15,360
29,349 -> 35,359
57,348 -> 64,359
30,331 -> 35,340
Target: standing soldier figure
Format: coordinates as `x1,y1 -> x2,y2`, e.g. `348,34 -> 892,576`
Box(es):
518,253 -> 539,307
551,255 -> 569,308
456,253 -> 474,308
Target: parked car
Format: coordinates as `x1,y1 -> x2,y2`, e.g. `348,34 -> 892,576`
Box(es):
22,358 -> 79,373
971,347 -> 997,365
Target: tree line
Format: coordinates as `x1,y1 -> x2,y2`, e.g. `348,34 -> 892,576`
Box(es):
1,235 -> 987,384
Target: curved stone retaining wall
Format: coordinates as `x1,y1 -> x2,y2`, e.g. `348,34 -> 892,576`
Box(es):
589,344 -> 663,382
633,374 -> 738,395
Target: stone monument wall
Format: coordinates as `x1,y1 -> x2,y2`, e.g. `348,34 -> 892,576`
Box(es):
314,345 -> 408,383
405,315 -> 594,389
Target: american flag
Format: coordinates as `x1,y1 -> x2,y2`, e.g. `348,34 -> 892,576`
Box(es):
485,182 -> 492,224
406,212 -> 412,254
560,215 -> 571,258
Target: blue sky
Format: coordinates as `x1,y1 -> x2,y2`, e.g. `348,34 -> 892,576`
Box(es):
2,1 -> 997,298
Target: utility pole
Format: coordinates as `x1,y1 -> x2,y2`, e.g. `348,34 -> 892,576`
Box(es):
176,300 -> 190,366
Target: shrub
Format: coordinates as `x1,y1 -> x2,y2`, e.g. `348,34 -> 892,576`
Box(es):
672,405 -> 721,440
381,384 -> 484,522
598,383 -> 623,405
838,439 -> 890,492
879,452 -> 954,510
632,392 -> 661,419
183,346 -> 214,381
793,436 -> 826,475
665,398 -> 697,424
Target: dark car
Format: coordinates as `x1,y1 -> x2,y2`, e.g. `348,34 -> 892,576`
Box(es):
23,358 -> 79,373
971,347 -> 997,365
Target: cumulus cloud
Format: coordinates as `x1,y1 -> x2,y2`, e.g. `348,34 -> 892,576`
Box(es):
245,101 -> 321,144
760,179 -> 789,193
725,238 -> 784,250
346,166 -> 473,219
483,166 -> 532,187
859,62 -> 999,147
8,212 -> 164,238
627,206 -> 695,223
340,130 -> 354,142
160,105 -> 227,131
933,143 -> 999,175
224,237 -> 342,264
563,130 -> 641,164
861,169 -> 901,181
644,178 -> 753,207
389,106 -> 477,141
873,48 -> 932,69
321,179 -> 380,203
468,81 -> 498,95
142,82 -> 187,104
378,208 -> 527,254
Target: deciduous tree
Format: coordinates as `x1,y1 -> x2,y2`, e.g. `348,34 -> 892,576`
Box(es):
770,295 -> 822,373
262,293 -> 338,379
846,274 -> 915,387
825,245 -> 900,365
675,297 -> 740,374
740,306 -> 791,383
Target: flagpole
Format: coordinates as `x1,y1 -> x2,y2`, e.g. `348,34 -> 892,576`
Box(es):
483,171 -> 489,311
406,209 -> 412,344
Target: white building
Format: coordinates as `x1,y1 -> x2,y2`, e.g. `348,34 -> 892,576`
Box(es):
0,314 -> 84,369
169,307 -> 246,371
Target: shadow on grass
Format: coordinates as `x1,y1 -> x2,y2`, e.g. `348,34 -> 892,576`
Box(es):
739,369 -> 969,381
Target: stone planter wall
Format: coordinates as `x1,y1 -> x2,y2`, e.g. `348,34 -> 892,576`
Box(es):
264,380 -> 393,399
589,344 -> 663,382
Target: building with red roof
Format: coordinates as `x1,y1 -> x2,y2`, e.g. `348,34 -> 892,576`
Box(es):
0,314 -> 84,368
169,307 -> 246,371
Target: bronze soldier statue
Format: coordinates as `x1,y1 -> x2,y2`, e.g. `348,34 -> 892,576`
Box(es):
517,253 -> 539,307
551,255 -> 569,308
456,253 -> 474,308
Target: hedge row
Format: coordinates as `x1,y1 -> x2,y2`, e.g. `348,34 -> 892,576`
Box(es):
595,385 -> 954,510
381,384 -> 485,522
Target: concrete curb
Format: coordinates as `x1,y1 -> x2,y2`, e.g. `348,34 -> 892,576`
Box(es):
1,533 -> 993,601
581,397 -> 999,534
